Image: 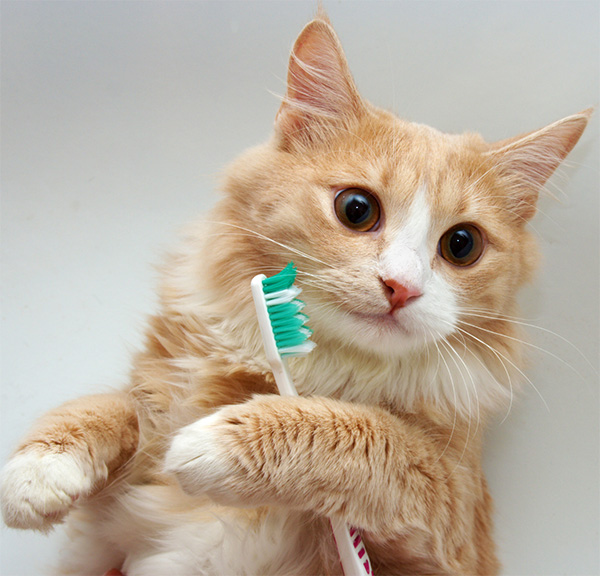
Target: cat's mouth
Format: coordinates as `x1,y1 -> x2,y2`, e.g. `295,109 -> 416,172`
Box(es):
347,308 -> 412,335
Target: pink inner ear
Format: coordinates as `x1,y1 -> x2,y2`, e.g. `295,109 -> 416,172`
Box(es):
287,21 -> 346,109
276,19 -> 363,140
486,110 -> 591,221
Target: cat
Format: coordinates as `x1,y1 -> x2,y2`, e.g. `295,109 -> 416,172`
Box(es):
0,11 -> 591,576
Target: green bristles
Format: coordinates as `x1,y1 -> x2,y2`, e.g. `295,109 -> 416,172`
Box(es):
262,262 -> 297,294
268,300 -> 305,321
262,263 -> 315,357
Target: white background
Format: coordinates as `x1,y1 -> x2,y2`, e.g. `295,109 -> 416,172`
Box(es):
1,2 -> 598,575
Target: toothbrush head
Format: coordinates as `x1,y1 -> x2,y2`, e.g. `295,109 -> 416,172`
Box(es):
252,262 -> 316,358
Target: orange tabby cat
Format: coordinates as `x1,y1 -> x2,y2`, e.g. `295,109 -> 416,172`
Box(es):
0,12 -> 590,576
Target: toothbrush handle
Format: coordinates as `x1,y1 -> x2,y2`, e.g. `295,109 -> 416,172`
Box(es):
276,361 -> 372,575
252,272 -> 370,574
330,517 -> 372,576
274,358 -> 371,575
272,357 -> 299,397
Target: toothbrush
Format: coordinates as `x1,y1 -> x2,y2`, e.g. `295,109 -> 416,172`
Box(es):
251,262 -> 372,576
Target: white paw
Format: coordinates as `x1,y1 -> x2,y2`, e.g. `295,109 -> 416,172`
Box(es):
0,449 -> 101,531
165,410 -> 240,502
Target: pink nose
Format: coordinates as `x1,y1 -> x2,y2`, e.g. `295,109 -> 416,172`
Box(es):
382,278 -> 422,311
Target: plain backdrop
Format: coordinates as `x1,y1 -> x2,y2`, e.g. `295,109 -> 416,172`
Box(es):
1,2 -> 598,575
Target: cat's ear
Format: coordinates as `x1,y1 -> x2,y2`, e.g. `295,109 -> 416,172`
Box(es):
486,109 -> 592,221
275,17 -> 365,147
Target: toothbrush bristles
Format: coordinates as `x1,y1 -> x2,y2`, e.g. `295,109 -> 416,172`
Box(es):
261,262 -> 315,358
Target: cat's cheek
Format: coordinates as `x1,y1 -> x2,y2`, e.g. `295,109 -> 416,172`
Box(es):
164,411 -> 251,506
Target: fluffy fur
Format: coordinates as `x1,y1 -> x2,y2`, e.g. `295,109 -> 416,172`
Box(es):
0,12 -> 590,576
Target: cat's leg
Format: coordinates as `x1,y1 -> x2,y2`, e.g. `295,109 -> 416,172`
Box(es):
165,394 -> 494,573
0,393 -> 138,531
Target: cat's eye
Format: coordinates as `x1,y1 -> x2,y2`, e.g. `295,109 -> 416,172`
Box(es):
334,188 -> 381,232
439,224 -> 485,267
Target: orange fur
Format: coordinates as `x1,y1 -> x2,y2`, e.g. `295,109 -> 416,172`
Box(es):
0,12 -> 590,576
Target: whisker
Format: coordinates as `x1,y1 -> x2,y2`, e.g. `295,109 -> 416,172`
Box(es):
441,336 -> 481,438
459,305 -> 539,323
450,323 -> 549,413
459,311 -> 597,376
201,220 -> 337,270
456,333 -> 515,424
436,338 -> 473,480
428,329 -> 459,467
456,319 -> 589,382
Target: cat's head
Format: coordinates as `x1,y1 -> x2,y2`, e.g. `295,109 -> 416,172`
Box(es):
208,16 -> 590,373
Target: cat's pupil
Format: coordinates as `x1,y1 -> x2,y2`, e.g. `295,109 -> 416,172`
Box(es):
334,188 -> 381,232
345,194 -> 371,224
450,229 -> 474,259
439,223 -> 484,267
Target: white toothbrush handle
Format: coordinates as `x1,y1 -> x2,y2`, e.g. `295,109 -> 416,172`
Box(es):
252,273 -> 372,575
275,356 -> 372,576
271,356 -> 298,398
269,360 -> 373,575
330,518 -> 372,576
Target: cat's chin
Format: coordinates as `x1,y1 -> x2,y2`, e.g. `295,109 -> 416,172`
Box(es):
325,307 -> 448,358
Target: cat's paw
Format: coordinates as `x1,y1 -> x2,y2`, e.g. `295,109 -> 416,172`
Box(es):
165,408 -> 249,505
0,449 -> 102,531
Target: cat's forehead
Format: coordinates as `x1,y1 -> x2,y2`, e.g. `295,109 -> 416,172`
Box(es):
318,114 -> 491,225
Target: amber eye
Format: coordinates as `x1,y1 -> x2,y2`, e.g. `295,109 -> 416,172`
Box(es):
334,188 -> 381,232
439,224 -> 485,267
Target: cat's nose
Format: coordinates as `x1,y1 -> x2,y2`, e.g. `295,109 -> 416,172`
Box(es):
381,278 -> 422,311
